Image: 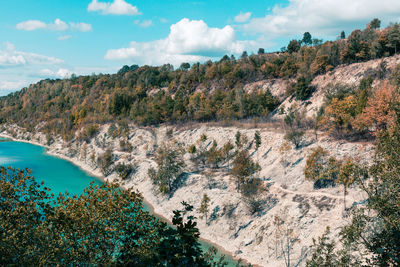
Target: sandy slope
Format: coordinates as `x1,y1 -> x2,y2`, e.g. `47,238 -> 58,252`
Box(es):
1,123 -> 373,267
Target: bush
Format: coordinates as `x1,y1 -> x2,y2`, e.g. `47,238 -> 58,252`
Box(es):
285,128 -> 305,149
295,77 -> 314,100
98,149 -> 113,175
115,163 -> 136,180
188,144 -> 196,154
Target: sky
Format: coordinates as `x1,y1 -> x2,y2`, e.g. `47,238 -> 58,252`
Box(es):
1,0 -> 400,95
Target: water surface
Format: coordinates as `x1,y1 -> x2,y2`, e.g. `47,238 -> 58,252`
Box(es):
0,139 -> 238,266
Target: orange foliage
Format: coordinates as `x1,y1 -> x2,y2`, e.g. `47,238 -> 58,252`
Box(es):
355,82 -> 397,133
320,95 -> 357,135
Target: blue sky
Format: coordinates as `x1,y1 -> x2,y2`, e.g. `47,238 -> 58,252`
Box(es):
1,0 -> 400,95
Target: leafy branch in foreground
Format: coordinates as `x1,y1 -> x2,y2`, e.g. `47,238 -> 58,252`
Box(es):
0,166 -> 234,266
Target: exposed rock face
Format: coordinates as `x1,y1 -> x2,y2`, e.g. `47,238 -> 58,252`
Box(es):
1,124 -> 373,267
2,55 -> 395,266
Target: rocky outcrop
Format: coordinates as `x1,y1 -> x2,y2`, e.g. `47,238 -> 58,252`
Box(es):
0,123 -> 373,267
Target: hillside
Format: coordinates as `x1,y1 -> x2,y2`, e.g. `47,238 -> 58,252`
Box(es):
1,22 -> 400,140
1,22 -> 400,266
2,51 -> 400,265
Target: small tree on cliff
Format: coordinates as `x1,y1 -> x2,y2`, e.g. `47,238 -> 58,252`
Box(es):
148,141 -> 185,194
231,150 -> 260,192
199,193 -> 210,223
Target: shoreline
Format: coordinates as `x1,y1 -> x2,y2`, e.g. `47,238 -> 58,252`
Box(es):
0,133 -> 254,266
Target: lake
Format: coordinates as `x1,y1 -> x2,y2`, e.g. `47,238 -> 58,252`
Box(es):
0,138 -> 238,266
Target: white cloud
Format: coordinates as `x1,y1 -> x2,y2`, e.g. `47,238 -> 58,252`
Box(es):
234,12 -> 252,23
160,18 -> 168,23
16,19 -> 92,32
49,18 -> 68,31
105,18 -> 255,66
0,42 -> 65,95
134,19 -> 153,28
70,22 -> 93,32
88,0 -> 140,15
16,20 -> 46,31
40,68 -> 73,78
0,81 -> 28,94
57,35 -> 72,41
56,68 -> 73,78
242,0 -> 400,37
0,42 -> 63,67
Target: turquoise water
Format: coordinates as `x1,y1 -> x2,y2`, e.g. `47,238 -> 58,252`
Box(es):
0,139 -> 238,266
0,139 -> 102,195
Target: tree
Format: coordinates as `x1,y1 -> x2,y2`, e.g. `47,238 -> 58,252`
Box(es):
337,159 -> 356,210
221,141 -> 234,170
98,149 -> 113,175
295,76 -> 313,100
287,40 -> 300,53
273,209 -> 308,267
258,48 -> 265,55
306,227 -> 361,267
115,163 -> 136,180
235,131 -> 242,148
387,24 -> 400,54
206,140 -> 222,168
308,106 -> 400,266
231,150 -> 260,192
355,82 -> 396,133
302,32 -> 312,46
180,62 -> 191,71
0,167 -> 230,266
254,131 -> 261,151
148,142 -> 185,194
340,31 -> 346,39
285,129 -> 305,149
188,144 -> 197,154
369,18 -> 381,30
199,194 -> 210,223
284,107 -> 306,149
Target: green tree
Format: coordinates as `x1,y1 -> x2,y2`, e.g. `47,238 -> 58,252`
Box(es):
340,31 -> 346,39
221,141 -> 234,170
254,131 -> 261,151
188,144 -> 197,154
98,149 -> 113,175
369,18 -> 381,30
206,140 -> 223,168
199,193 -> 210,223
231,150 -> 260,192
235,131 -> 242,148
148,142 -> 185,194
0,167 -> 230,266
287,40 -> 301,53
180,62 -> 191,71
388,24 -> 400,54
302,32 -> 312,46
295,76 -> 313,100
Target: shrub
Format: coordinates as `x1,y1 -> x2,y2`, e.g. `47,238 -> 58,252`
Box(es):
295,77 -> 314,100
285,129 -> 305,149
115,163 -> 136,180
80,124 -> 99,142
98,149 -> 113,175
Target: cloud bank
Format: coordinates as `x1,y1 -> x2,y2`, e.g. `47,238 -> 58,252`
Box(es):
16,19 -> 92,32
105,18 -> 255,66
242,0 -> 400,37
